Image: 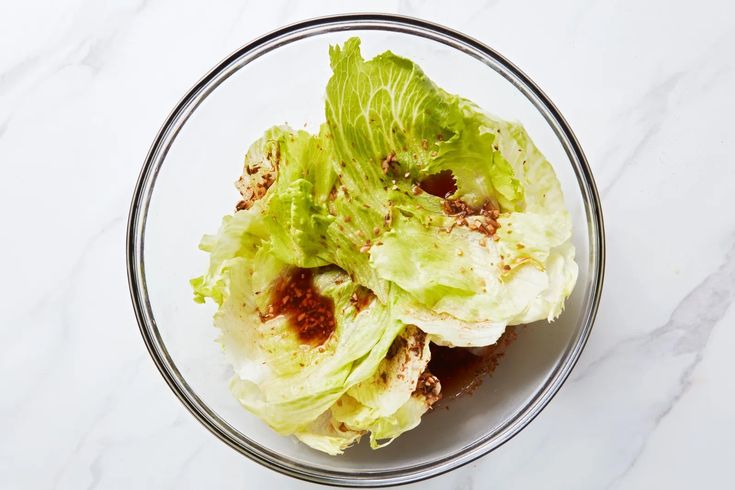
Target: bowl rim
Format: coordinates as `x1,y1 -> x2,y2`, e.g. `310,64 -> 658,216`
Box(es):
126,12 -> 605,488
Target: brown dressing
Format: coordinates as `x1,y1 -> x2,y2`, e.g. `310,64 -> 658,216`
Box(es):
269,268 -> 336,346
349,286 -> 375,313
419,170 -> 457,198
428,326 -> 517,401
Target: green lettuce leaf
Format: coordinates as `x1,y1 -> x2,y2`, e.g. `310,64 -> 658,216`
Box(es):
370,200 -> 575,347
227,268 -> 405,434
326,37 -> 451,174
264,178 -> 334,268
294,410 -> 363,455
330,325 -> 436,448
423,100 -> 524,210
190,202 -> 269,306
366,396 -> 430,448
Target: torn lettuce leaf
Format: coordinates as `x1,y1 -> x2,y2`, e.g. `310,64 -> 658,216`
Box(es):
330,325 -> 435,449
264,178 -> 334,268
370,208 -> 575,347
294,410 -> 363,456
191,201 -> 270,306
192,36 -> 578,454
326,38 -> 524,210
227,268 -> 404,434
423,99 -> 525,210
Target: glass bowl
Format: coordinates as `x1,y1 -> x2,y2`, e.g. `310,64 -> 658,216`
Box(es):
127,14 -> 605,487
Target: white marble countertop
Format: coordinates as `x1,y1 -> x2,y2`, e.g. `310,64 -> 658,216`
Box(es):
2,1 -> 734,488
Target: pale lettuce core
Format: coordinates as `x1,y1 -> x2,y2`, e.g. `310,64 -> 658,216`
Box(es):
192,38 -> 577,455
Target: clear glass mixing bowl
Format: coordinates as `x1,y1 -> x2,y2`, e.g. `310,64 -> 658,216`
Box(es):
127,14 -> 605,487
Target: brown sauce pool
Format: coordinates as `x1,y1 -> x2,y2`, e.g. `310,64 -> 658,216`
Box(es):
428,326 -> 518,401
419,169 -> 457,198
269,268 -> 336,345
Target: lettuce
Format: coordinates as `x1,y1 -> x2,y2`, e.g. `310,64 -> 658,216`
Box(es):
225,267 -> 404,434
192,37 -> 577,454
